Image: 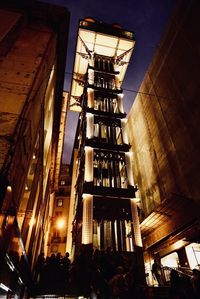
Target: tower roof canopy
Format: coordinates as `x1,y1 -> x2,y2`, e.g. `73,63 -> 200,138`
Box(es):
70,19 -> 135,112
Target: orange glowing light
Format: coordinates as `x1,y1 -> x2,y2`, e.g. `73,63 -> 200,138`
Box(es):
57,218 -> 65,229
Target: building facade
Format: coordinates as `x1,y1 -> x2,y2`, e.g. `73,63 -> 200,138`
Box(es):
0,0 -> 69,296
67,19 -> 144,278
126,0 -> 200,284
48,164 -> 71,257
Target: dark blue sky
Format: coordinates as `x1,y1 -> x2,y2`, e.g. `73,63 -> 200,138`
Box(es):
42,0 -> 177,164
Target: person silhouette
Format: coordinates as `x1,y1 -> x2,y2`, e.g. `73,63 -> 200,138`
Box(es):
152,256 -> 164,286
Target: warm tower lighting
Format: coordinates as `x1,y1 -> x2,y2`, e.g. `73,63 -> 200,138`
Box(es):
67,17 -> 144,264
82,194 -> 93,244
84,146 -> 93,182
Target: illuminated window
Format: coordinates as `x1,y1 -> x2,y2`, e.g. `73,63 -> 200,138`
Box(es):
94,71 -> 115,90
93,150 -> 127,188
185,243 -> 200,269
60,180 -> 66,186
57,199 -> 63,207
161,252 -> 179,268
94,92 -> 119,114
93,117 -> 123,145
112,98 -> 118,113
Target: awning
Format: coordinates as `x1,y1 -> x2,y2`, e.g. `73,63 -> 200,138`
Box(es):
140,193 -> 200,249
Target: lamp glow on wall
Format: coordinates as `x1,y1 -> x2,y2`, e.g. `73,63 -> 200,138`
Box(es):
118,93 -> 124,113
125,152 -> 134,186
82,194 -> 93,244
130,198 -> 143,247
121,119 -> 128,145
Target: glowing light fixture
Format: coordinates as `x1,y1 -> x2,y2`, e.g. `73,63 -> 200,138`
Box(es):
57,218 -> 65,229
7,186 -> 12,192
29,217 -> 35,227
86,113 -> 94,139
6,254 -> 15,271
82,194 -> 93,244
6,215 -> 15,225
0,283 -> 10,292
84,146 -> 93,182
70,22 -> 135,112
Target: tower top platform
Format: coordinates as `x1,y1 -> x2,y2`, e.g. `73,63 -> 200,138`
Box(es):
70,18 -> 135,112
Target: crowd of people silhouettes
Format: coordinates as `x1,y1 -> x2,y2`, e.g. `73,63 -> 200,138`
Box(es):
34,246 -> 146,298
34,248 -> 200,298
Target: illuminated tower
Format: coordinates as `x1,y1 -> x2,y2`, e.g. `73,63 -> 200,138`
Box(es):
67,18 -> 143,257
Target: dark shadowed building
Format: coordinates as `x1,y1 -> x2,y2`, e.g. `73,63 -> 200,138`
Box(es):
127,0 -> 200,284
0,0 -> 69,296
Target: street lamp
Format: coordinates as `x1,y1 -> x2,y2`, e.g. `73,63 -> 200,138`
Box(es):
56,218 -> 65,230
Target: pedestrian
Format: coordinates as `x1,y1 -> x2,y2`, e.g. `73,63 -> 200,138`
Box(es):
34,252 -> 45,284
151,256 -> 164,286
191,268 -> 200,298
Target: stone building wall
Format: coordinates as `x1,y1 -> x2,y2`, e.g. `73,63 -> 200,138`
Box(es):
127,0 -> 200,217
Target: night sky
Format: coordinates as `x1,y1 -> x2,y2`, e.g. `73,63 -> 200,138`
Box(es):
42,0 -> 177,164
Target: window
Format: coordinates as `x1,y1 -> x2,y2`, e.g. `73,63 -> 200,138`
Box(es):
94,55 -> 114,72
100,123 -> 107,141
57,199 -> 63,207
93,118 -> 123,145
111,98 -> 119,113
116,126 -> 123,145
93,92 -> 120,114
93,150 -> 128,189
94,72 -> 115,90
60,180 -> 66,186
